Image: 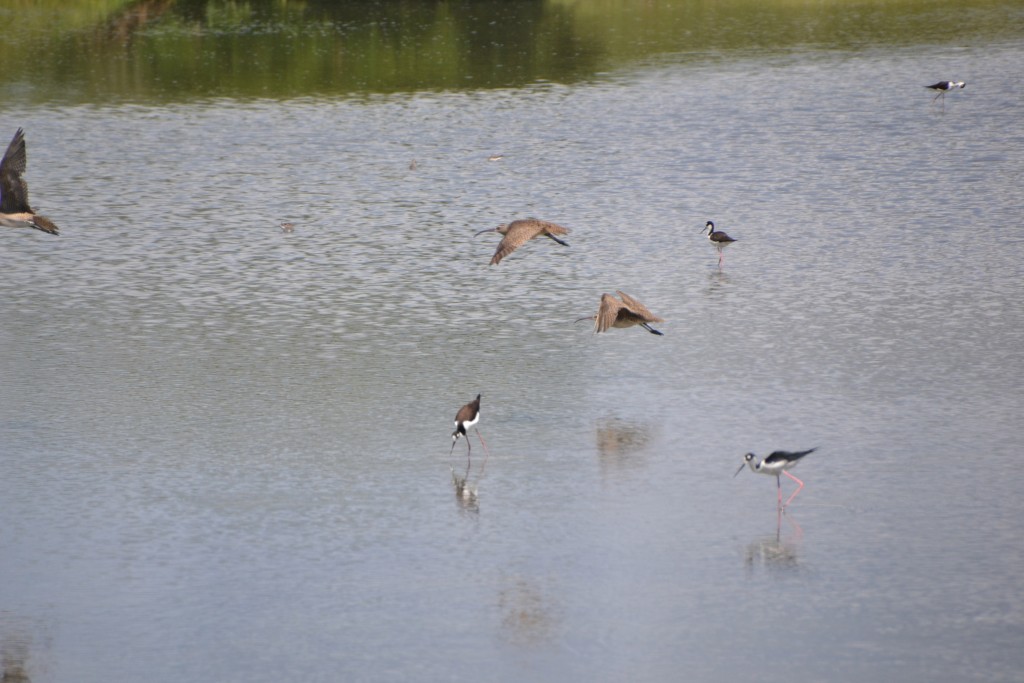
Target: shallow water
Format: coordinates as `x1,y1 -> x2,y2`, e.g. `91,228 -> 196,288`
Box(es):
2,2 -> 1024,682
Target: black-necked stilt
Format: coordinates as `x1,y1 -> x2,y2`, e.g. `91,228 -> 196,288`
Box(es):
451,394 -> 483,470
734,448 -> 817,509
0,128 -> 59,235
926,81 -> 965,109
474,218 -> 571,265
702,221 -> 735,267
576,290 -> 665,335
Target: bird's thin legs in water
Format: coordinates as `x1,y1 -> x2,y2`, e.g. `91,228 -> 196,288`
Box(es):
475,428 -> 491,478
782,470 -> 804,509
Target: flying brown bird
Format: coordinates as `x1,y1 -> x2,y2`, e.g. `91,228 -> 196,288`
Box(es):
0,128 -> 59,235
474,218 -> 570,265
576,291 -> 665,336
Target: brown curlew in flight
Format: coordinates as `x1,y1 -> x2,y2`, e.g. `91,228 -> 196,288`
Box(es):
474,218 -> 570,265
576,291 -> 665,336
0,128 -> 59,235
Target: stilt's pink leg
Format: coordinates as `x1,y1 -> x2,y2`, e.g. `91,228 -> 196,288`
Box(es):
475,428 -> 491,477
782,470 -> 804,508
776,475 -> 783,508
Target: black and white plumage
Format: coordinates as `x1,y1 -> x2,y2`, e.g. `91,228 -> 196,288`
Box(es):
926,81 -> 965,106
702,220 -> 735,267
0,128 -> 59,235
734,448 -> 817,509
450,394 -> 482,462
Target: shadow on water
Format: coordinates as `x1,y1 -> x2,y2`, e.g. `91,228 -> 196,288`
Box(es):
1,0 -> 1019,103
595,417 -> 654,478
497,575 -> 562,647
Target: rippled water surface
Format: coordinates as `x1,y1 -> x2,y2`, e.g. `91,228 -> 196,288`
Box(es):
2,3 -> 1024,682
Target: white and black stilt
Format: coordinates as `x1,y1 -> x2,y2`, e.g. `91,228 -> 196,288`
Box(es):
926,80 -> 965,110
451,394 -> 483,472
734,448 -> 817,510
702,221 -> 736,268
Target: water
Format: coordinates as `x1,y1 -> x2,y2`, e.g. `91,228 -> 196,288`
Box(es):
2,2 -> 1024,681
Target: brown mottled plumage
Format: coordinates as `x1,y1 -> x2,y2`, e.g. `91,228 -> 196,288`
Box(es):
577,291 -> 665,336
474,218 -> 570,265
0,128 -> 59,235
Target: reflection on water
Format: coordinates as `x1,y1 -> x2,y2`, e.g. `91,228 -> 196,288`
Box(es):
0,615 -> 51,683
451,465 -> 480,513
745,512 -> 803,576
1,0 -> 1021,103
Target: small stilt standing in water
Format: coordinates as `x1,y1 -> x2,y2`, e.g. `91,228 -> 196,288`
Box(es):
475,218 -> 571,265
926,80 -> 965,110
702,221 -> 735,268
450,394 -> 490,498
0,128 -> 59,235
576,291 -> 665,335
734,448 -> 817,510
451,394 -> 483,471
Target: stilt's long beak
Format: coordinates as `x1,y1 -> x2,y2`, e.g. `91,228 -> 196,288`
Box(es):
473,227 -> 498,238
733,462 -> 747,477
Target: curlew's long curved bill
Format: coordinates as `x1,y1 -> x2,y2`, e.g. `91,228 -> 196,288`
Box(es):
733,461 -> 747,477
474,227 -> 499,238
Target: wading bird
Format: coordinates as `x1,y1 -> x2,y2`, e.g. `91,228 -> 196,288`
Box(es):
702,220 -> 735,267
734,448 -> 817,510
451,394 -> 482,469
576,291 -> 665,335
0,128 -> 59,235
475,218 -> 570,265
925,81 -> 965,109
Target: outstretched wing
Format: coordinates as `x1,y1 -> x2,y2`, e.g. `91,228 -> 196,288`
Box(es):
0,128 -> 31,214
489,223 -> 534,265
615,291 -> 664,323
524,218 -> 571,237
594,293 -> 622,333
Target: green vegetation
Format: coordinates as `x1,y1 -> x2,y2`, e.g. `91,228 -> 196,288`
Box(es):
1,0 -> 1021,104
